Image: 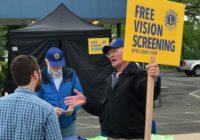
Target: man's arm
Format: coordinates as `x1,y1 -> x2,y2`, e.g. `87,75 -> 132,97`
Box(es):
65,70 -> 103,116
45,111 -> 63,140
82,96 -> 102,116
71,71 -> 83,113
65,89 -> 102,117
37,87 -> 63,117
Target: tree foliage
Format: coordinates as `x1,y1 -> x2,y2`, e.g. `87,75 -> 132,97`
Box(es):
171,0 -> 200,23
0,26 -> 7,56
0,25 -> 22,53
182,21 -> 200,59
0,25 -> 22,90
170,0 -> 200,59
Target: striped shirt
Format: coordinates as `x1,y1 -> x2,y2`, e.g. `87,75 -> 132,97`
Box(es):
0,87 -> 62,140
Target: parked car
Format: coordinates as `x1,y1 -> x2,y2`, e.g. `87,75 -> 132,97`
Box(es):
177,60 -> 200,76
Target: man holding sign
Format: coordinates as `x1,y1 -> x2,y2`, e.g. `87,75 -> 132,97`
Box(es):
123,0 -> 184,139
65,38 -> 161,139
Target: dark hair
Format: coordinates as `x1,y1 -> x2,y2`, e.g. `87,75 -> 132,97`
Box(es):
10,55 -> 40,86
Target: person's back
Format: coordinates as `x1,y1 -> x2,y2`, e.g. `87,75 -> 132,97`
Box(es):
0,55 -> 62,140
0,88 -> 62,140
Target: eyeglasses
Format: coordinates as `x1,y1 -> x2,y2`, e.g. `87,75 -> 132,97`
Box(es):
105,50 -> 118,58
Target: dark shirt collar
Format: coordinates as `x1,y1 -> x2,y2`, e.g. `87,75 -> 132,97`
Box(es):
112,62 -> 139,77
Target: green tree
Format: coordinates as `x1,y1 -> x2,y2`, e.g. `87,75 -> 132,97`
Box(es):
0,25 -> 22,90
0,25 -> 22,51
171,0 -> 200,23
170,0 -> 200,59
0,26 -> 7,56
182,22 -> 199,59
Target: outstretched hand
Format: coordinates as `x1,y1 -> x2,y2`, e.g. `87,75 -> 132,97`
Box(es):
64,89 -> 86,107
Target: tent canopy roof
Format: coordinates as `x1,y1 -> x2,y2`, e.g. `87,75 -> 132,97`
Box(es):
13,3 -> 105,33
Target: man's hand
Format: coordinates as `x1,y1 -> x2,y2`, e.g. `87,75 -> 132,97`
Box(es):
64,89 -> 86,107
68,105 -> 74,111
64,105 -> 74,116
146,63 -> 159,80
54,107 -> 62,117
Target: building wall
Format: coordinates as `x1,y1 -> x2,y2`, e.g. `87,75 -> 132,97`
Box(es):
0,0 -> 127,19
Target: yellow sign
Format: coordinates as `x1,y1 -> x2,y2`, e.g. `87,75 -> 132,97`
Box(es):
88,38 -> 109,54
123,0 -> 185,66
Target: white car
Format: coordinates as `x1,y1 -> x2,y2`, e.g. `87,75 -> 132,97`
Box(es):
178,60 -> 200,76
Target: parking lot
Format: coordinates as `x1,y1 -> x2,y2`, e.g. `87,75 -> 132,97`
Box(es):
75,72 -> 200,138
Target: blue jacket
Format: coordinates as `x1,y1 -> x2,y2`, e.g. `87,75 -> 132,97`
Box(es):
37,67 -> 83,128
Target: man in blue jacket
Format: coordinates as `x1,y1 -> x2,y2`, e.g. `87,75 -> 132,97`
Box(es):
37,47 -> 83,140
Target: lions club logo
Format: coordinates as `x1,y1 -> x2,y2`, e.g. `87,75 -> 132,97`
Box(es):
54,53 -> 60,60
165,10 -> 178,31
